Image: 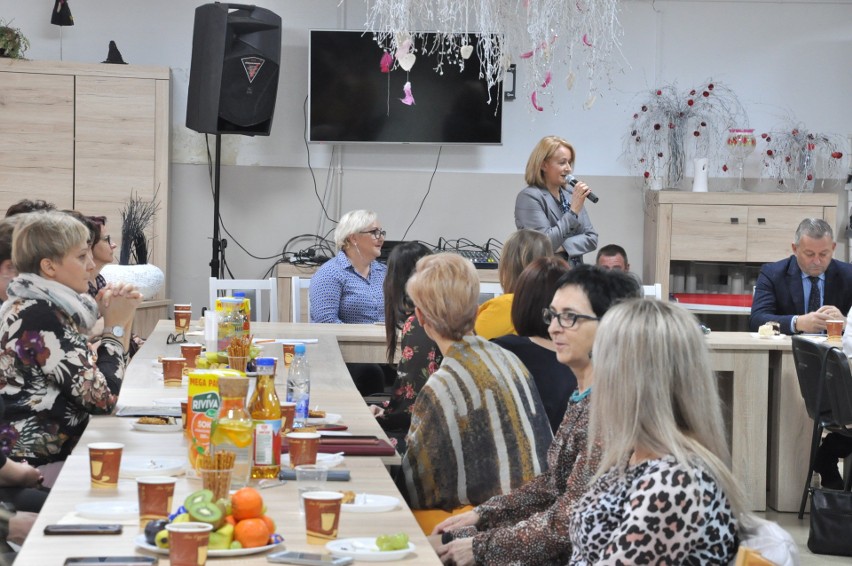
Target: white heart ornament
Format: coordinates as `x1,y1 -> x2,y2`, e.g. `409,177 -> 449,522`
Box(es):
460,45 -> 474,59
398,53 -> 416,72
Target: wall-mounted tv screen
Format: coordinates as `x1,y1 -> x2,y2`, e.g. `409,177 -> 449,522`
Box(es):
309,30 -> 503,145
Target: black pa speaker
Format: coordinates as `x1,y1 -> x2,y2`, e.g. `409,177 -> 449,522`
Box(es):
186,3 -> 281,136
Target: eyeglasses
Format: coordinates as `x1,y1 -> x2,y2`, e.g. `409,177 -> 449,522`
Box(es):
542,307 -> 600,329
359,228 -> 387,240
102,235 -> 112,245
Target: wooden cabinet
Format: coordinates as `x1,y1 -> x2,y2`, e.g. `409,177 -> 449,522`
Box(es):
644,191 -> 839,300
0,60 -> 169,295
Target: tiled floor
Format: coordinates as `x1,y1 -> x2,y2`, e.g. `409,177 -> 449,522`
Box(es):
761,510 -> 852,565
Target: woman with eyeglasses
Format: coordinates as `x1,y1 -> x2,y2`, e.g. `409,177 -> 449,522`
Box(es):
434,265 -> 639,566
309,210 -> 388,394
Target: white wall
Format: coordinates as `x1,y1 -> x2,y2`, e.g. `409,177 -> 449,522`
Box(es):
2,0 -> 850,311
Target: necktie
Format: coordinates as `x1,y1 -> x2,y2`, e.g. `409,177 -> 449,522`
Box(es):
807,276 -> 821,313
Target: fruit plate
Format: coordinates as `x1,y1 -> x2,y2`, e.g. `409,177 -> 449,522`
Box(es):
307,412 -> 342,425
134,533 -> 283,557
342,494 -> 400,513
76,500 -> 138,521
131,422 -> 182,433
326,538 -> 415,561
281,452 -> 344,468
120,457 -> 186,478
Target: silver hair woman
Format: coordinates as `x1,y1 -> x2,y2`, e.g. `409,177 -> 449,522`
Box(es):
570,298 -> 746,563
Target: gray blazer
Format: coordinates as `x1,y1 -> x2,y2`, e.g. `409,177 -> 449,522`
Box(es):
514,185 -> 598,259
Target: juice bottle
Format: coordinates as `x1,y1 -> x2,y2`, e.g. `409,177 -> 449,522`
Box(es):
249,357 -> 282,479
210,375 -> 253,489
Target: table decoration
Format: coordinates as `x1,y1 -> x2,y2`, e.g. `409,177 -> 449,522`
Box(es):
759,121 -> 845,192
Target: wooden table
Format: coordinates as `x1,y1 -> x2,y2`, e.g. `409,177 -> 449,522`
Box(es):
15,321 -> 441,565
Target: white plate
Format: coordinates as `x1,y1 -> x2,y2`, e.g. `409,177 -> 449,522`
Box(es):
281,453 -> 344,468
134,533 -> 283,557
76,500 -> 138,521
152,397 -> 185,407
326,538 -> 415,562
749,333 -> 786,340
120,457 -> 185,478
319,431 -> 352,437
131,422 -> 182,433
307,412 -> 342,425
342,494 -> 400,513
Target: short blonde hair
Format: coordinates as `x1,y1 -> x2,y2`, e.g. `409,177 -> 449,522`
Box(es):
524,135 -> 576,189
334,210 -> 378,252
498,229 -> 552,293
590,299 -> 746,520
407,253 -> 479,340
12,211 -> 90,275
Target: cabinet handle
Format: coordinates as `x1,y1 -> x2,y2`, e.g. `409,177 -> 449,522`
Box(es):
757,217 -> 766,224
730,218 -> 739,224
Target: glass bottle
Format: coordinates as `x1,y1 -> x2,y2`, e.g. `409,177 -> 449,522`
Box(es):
216,297 -> 243,352
209,375 -> 253,489
286,343 -> 311,428
249,357 -> 281,479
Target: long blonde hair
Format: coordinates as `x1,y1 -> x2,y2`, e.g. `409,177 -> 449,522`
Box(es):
589,299 -> 747,520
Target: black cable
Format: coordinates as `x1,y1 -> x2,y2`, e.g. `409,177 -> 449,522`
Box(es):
401,146 -> 442,240
303,94 -> 337,224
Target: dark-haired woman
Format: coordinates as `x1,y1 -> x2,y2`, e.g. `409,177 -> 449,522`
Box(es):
492,256 -> 574,432
372,242 -> 441,453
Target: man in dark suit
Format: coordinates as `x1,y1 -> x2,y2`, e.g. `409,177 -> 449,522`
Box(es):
749,218 -> 852,335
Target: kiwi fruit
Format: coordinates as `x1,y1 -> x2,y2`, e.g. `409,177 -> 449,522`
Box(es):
183,489 -> 214,510
187,500 -> 224,530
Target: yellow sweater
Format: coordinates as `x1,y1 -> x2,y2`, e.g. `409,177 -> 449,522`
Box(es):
474,293 -> 515,340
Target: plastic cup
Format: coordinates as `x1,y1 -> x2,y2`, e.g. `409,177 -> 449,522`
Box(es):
303,491 -> 343,544
137,476 -> 176,530
197,467 -> 233,503
827,320 -> 844,342
166,521 -> 212,566
162,357 -> 186,387
88,442 -> 123,489
296,464 -> 329,512
286,432 -> 321,468
280,402 -> 296,435
181,343 -> 203,369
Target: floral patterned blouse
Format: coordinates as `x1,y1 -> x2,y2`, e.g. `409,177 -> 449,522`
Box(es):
377,314 -> 441,453
0,298 -> 127,466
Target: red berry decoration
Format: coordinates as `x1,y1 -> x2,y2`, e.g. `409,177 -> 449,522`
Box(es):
700,121 -> 707,127
635,136 -> 641,142
693,131 -> 700,137
765,136 -> 771,142
656,89 -> 662,95
807,174 -> 813,181
653,124 -> 661,130
668,123 -> 675,129
689,89 -> 696,96
641,105 -> 648,112
639,158 -> 645,163
631,130 -> 637,136
722,164 -> 728,172
702,91 -> 709,97
792,129 -> 799,136
785,156 -> 791,163
831,152 -> 843,159
766,149 -> 774,156
644,171 -> 650,178
657,152 -> 663,158
687,99 -> 694,106
708,83 -> 714,90
761,133 -> 768,139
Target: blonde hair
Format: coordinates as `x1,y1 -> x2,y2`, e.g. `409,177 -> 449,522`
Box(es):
12,211 -> 90,275
524,135 -> 576,189
334,210 -> 378,252
589,299 -> 747,520
407,253 -> 479,340
498,229 -> 552,293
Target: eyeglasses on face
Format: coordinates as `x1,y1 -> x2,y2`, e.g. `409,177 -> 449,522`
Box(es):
542,307 -> 600,329
101,235 -> 113,245
359,228 -> 387,240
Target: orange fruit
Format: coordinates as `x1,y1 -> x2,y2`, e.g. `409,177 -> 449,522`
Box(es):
231,487 -> 264,521
224,515 -> 236,526
259,515 -> 275,534
234,517 -> 270,548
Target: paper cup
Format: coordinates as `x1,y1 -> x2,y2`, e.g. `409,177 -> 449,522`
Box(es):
137,476 -> 176,530
282,344 -> 295,367
162,357 -> 186,387
280,402 -> 297,435
166,521 -> 212,566
286,432 -> 321,468
181,343 -> 203,369
827,319 -> 844,342
174,307 -> 192,333
303,491 -> 343,544
88,442 -> 123,489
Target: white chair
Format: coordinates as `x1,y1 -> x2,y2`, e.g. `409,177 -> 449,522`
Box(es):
642,283 -> 663,300
208,277 -> 279,322
291,276 -> 312,323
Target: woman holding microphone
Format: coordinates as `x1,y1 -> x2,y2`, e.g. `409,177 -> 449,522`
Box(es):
515,135 -> 598,266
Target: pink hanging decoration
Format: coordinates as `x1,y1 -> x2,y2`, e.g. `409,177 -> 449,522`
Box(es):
380,51 -> 393,73
531,91 -> 543,111
541,71 -> 552,88
582,34 -> 593,47
400,81 -> 415,105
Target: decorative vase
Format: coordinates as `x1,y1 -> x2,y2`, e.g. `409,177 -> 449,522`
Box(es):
692,158 -> 709,192
100,264 -> 165,300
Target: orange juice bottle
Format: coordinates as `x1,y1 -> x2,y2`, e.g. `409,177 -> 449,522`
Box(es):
249,357 -> 281,479
210,375 -> 253,489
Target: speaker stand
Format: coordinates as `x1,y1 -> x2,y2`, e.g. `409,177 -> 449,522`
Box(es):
210,134 -> 223,278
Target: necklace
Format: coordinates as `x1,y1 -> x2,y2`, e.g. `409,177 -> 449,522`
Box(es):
569,387 -> 591,403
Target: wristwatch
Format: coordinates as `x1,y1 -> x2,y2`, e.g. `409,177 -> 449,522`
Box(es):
105,325 -> 125,338
792,315 -> 799,334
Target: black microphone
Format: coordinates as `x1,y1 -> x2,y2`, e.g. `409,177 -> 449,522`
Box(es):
566,175 -> 599,203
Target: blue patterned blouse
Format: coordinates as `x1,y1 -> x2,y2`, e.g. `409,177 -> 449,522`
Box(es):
309,251 -> 387,324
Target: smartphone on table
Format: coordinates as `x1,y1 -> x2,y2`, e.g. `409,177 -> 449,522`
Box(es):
267,550 -> 354,565
45,524 -> 123,535
63,558 -> 156,565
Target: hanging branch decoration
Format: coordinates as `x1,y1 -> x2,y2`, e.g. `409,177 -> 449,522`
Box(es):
119,189 -> 160,265
622,80 -> 747,188
759,122 -> 845,192
362,0 -> 624,109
